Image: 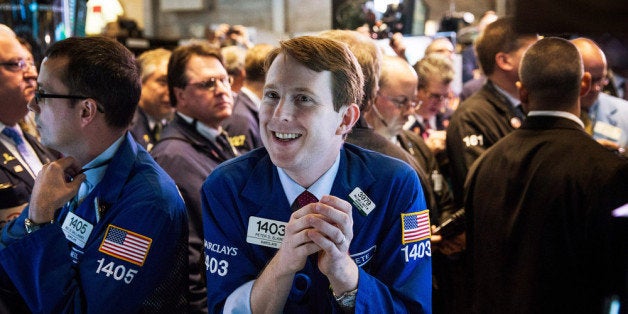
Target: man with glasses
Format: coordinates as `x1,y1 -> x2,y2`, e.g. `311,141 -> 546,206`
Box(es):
0,27 -> 56,239
572,38 -> 628,154
408,55 -> 455,156
150,42 -> 238,314
0,36 -> 188,312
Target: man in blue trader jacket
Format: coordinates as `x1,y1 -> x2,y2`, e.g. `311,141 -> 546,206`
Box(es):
202,35 -> 431,313
0,36 -> 188,313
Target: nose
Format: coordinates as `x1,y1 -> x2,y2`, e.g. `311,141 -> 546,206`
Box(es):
214,78 -> 231,95
273,98 -> 293,121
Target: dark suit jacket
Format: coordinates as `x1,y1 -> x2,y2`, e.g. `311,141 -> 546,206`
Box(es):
466,115 -> 628,314
346,117 -> 442,222
0,130 -> 56,212
129,108 -> 157,151
150,114 -> 236,313
223,91 -> 262,153
447,80 -> 524,207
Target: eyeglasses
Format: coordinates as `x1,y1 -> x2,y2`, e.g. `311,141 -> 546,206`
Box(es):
0,59 -> 36,72
424,92 -> 450,103
187,76 -> 233,91
378,93 -> 418,109
34,89 -> 104,113
591,76 -> 609,87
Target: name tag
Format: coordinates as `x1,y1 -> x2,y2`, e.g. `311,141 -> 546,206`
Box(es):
349,187 -> 375,216
246,216 -> 286,249
62,211 -> 94,248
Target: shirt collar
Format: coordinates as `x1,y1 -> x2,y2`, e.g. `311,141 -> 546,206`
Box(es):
277,152 -> 341,206
240,87 -> 261,109
493,83 -> 521,107
177,112 -> 221,141
80,134 -> 125,195
527,110 -> 585,128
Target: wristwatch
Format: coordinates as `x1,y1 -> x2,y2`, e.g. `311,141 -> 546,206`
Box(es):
24,218 -> 53,234
333,287 -> 358,309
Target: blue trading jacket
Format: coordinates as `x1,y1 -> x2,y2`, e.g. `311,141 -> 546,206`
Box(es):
202,143 -> 432,313
0,132 -> 189,313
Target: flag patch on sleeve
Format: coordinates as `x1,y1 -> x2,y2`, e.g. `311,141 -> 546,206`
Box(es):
401,210 -> 431,244
99,225 -> 152,266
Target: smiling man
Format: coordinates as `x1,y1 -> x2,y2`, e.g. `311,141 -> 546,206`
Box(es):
201,36 -> 431,313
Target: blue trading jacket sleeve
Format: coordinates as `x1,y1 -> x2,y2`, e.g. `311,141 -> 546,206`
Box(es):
353,169 -> 432,313
201,178 -> 258,313
0,196 -> 187,314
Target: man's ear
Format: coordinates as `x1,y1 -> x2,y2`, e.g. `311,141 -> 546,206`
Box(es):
580,72 -> 592,97
173,86 -> 186,108
495,51 -> 514,72
79,98 -> 99,126
336,103 -> 360,136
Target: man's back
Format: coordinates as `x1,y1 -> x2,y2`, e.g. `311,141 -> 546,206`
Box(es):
466,115 -> 628,313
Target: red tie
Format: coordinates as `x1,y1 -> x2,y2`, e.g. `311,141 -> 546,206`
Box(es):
422,118 -> 431,139
291,190 -> 318,211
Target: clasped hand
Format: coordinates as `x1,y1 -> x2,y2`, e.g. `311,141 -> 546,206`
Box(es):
277,195 -> 358,290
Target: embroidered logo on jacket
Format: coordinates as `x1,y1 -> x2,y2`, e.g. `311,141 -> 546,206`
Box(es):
99,225 -> 152,266
401,210 -> 431,244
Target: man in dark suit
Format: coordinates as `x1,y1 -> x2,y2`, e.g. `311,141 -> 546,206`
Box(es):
446,17 -> 538,207
129,48 -> 173,151
150,42 -> 238,314
0,26 -> 56,227
466,37 -> 628,313
223,44 -> 274,153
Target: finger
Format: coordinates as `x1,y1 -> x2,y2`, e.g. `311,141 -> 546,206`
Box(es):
68,173 -> 86,190
291,203 -> 319,220
307,215 -> 345,245
311,203 -> 352,238
307,229 -> 348,253
54,156 -> 80,171
319,195 -> 352,214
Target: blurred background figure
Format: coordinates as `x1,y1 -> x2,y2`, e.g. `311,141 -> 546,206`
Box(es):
223,43 -> 274,153
130,48 -> 174,152
0,25 -> 56,237
572,37 -> 628,153
221,45 -> 247,94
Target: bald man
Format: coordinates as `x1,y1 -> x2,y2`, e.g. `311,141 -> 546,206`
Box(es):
466,37 -> 628,314
572,37 -> 628,152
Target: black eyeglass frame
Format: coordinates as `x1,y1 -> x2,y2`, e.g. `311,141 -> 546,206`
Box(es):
34,90 -> 104,113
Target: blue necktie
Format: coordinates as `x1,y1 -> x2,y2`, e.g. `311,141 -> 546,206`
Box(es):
2,127 -> 41,175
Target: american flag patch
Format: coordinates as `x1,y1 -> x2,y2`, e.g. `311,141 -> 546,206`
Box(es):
99,225 -> 152,266
401,210 -> 431,244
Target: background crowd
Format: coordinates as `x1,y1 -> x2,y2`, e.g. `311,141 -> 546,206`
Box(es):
0,11 -> 627,314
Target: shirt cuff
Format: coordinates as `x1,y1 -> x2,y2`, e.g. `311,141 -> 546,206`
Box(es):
223,279 -> 254,314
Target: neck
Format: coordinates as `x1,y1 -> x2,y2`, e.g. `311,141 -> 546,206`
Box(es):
75,128 -> 125,167
489,72 -> 519,99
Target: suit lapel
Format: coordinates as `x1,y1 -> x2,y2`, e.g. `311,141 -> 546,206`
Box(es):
0,142 -> 35,185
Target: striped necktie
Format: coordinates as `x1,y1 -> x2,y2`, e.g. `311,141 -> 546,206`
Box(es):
2,126 -> 41,175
